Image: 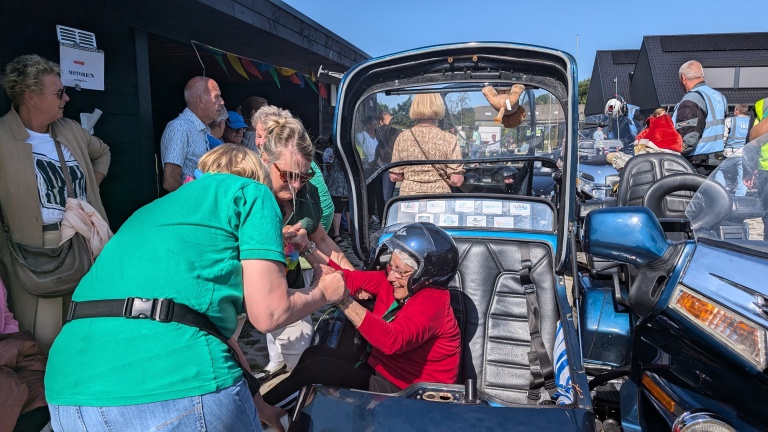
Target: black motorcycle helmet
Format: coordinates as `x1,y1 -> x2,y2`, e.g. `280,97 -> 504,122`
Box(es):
384,222 -> 459,296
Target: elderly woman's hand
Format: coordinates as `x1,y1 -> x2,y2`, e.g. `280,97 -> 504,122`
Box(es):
283,222 -> 310,252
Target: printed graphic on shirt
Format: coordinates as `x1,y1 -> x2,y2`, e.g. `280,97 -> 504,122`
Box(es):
33,153 -> 86,218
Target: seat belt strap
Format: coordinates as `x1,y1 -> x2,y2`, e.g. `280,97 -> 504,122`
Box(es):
66,298 -> 261,395
520,246 -> 557,402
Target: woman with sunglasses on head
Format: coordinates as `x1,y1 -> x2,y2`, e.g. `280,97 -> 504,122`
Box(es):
255,114 -> 355,381
262,222 -> 461,409
0,54 -> 111,352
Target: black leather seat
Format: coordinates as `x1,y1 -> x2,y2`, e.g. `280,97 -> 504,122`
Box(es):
617,153 -> 696,216
448,237 -> 558,405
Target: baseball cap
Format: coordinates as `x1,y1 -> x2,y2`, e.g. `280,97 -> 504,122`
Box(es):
226,111 -> 248,129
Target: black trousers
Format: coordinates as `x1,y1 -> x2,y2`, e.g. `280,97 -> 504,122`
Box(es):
367,174 -> 385,220
758,170 -> 768,241
262,345 -> 374,406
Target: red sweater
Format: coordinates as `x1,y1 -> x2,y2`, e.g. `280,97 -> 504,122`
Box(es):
329,260 -> 461,389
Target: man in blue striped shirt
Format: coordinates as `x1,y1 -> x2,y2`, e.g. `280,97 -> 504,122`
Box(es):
160,77 -> 225,192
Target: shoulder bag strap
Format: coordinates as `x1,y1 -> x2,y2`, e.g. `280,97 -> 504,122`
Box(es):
408,129 -> 452,187
50,125 -> 76,199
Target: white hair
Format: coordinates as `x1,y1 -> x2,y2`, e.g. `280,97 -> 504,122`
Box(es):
679,61 -> 704,80
393,249 -> 417,269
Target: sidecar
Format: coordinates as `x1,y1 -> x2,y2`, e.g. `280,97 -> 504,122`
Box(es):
286,42 -> 600,431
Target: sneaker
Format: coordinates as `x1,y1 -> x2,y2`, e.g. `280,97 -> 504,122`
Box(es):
254,363 -> 288,384
369,215 -> 380,225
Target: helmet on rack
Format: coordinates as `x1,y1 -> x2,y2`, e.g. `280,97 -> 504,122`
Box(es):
384,222 -> 459,296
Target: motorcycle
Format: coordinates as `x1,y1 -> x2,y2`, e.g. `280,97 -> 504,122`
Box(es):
581,152 -> 768,431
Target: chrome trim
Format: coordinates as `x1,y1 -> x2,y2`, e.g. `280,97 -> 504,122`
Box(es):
672,411 -> 735,432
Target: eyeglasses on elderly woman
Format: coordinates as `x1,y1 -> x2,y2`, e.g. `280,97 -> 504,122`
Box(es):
46,87 -> 67,100
272,163 -> 315,184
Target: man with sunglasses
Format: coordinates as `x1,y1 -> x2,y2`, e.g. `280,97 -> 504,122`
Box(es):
0,54 -> 111,353
161,76 -> 225,192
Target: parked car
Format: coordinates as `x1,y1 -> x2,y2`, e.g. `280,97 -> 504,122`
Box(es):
288,42 -> 595,431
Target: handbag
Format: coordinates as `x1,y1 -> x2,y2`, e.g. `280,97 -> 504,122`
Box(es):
0,126 -> 92,297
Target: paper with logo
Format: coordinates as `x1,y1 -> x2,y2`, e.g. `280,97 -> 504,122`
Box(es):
438,214 -> 459,227
400,202 -> 419,213
509,202 -> 531,216
415,213 -> 434,223
493,217 -> 515,228
426,200 -> 446,213
60,44 -> 105,90
482,201 -> 503,214
466,215 -> 487,227
455,200 -> 475,213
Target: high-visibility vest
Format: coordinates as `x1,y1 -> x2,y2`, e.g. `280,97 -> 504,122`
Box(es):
672,84 -> 727,155
725,116 -> 750,148
756,98 -> 766,123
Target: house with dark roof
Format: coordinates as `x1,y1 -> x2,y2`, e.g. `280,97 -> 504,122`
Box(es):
630,33 -> 768,115
584,50 -> 639,116
586,33 -> 768,119
0,0 -> 369,229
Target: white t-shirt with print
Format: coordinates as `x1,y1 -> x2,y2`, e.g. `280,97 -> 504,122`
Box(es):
25,129 -> 86,225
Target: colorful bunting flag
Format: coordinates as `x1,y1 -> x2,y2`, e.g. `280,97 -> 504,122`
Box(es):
227,54 -> 249,79
241,59 -> 263,79
192,41 -> 328,94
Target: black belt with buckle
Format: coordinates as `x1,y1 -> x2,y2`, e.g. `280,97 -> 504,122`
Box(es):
42,223 -> 60,232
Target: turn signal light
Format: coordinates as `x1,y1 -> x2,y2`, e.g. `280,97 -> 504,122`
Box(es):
671,286 -> 767,369
642,373 -> 675,413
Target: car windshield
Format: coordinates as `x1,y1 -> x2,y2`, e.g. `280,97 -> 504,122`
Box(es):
685,133 -> 768,250
351,83 -> 566,199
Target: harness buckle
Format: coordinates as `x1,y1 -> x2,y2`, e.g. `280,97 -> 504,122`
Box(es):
122,298 -> 175,322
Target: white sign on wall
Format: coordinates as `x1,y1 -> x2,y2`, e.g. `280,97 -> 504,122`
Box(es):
59,44 -> 105,91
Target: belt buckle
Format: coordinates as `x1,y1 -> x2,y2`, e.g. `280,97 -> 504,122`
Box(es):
122,298 -> 175,322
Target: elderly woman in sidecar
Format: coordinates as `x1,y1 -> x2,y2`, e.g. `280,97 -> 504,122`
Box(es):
263,222 -> 461,405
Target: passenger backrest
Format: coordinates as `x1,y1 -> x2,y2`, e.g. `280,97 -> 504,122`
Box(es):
448,238 -> 558,405
616,153 -> 696,217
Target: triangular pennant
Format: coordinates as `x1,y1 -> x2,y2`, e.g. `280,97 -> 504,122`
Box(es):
305,76 -> 318,94
227,53 -> 248,79
318,83 -> 328,99
212,53 -> 230,78
257,62 -> 272,72
268,67 -> 281,89
289,73 -> 302,87
240,58 -> 263,79
276,67 -> 297,77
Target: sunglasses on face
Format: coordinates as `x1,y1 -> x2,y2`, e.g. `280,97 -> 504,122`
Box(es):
272,163 -> 315,184
46,87 -> 67,100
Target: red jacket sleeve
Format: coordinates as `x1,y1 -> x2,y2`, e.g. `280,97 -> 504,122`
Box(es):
357,289 -> 445,355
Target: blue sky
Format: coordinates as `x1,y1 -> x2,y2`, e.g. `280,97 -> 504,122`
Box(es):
282,0 -> 765,82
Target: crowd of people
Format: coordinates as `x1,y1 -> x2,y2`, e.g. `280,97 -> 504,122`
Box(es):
0,53 -> 468,431
1,50 -> 767,431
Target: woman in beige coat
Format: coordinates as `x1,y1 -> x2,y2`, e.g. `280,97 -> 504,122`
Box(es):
0,54 -> 110,352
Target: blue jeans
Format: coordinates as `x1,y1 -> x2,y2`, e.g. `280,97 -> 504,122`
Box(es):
382,171 -> 396,202
49,378 -> 260,431
714,156 -> 746,196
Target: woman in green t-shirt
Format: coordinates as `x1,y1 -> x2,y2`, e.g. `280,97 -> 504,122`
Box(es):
45,144 -> 345,431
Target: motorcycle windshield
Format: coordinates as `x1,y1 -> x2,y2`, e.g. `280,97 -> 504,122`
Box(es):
685,133 -> 768,251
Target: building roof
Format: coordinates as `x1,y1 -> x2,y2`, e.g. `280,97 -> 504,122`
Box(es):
630,33 -> 768,111
584,50 -> 639,116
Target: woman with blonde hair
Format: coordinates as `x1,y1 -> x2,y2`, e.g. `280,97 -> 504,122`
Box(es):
45,143 -> 345,431
389,93 -> 464,195
254,115 -> 355,381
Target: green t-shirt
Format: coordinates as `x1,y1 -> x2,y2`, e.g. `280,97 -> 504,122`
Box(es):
45,174 -> 284,406
309,160 -> 334,233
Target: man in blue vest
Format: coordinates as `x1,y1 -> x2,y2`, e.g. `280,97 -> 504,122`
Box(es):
715,104 -> 751,195
672,60 -> 727,174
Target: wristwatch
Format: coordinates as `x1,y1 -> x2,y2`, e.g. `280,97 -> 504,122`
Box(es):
300,241 -> 316,257
335,291 -> 353,308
